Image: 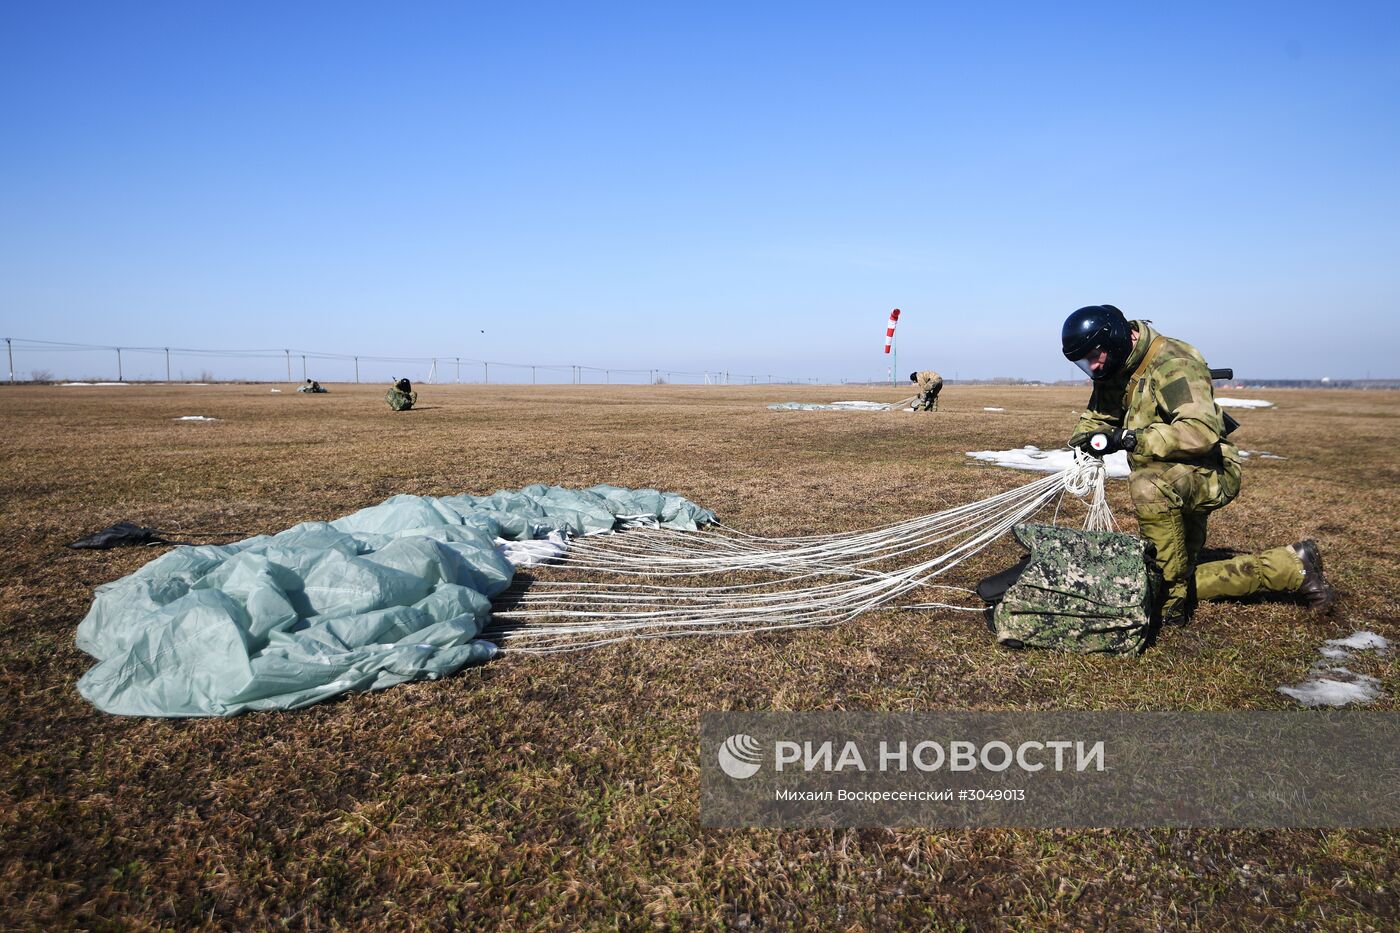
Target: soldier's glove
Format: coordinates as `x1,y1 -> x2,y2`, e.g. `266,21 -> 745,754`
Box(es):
1087,428 -> 1137,457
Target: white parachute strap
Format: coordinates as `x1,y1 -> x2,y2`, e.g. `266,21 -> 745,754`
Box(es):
488,457 -> 1116,653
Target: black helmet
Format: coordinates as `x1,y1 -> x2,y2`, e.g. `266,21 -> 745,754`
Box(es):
1061,304 -> 1132,380
908,371 -> 918,382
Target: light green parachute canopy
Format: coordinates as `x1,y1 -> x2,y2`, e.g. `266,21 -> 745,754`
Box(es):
76,485 -> 715,717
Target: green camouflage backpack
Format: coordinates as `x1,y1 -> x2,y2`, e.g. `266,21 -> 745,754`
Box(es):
985,523 -> 1162,655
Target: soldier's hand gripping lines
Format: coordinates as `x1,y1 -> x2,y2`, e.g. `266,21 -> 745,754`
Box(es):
1081,428 -> 1137,457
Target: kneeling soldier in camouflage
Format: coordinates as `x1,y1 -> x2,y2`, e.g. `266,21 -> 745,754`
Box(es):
1062,304 -> 1334,626
386,377 -> 417,411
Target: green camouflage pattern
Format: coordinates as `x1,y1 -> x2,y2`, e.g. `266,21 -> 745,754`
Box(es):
1068,321 -> 1235,468
1067,320 -> 1305,621
1197,545 -> 1304,601
912,370 -> 943,411
1128,459 -> 1303,608
385,387 -> 417,411
993,523 -> 1160,655
1131,455 -> 1236,620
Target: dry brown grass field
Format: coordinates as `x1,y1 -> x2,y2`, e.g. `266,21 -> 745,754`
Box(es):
2,381 -> 1397,930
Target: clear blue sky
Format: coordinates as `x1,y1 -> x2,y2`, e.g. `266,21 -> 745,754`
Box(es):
2,1 -> 1396,382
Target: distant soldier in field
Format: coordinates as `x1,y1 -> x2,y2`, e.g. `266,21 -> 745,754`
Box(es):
386,377 -> 417,411
298,379 -> 326,393
1062,304 -> 1334,626
909,370 -> 943,412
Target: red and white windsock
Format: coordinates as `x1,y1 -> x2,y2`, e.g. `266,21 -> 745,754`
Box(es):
883,308 -> 901,354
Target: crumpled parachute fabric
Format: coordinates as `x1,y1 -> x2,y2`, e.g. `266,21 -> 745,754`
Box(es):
76,485 -> 716,717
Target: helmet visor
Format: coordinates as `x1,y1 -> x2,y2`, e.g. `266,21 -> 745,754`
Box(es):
1068,347 -> 1111,379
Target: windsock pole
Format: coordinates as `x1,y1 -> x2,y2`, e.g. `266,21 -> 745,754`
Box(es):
883,308 -> 900,386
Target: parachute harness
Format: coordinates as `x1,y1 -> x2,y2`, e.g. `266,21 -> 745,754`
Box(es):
486,454 -> 1113,653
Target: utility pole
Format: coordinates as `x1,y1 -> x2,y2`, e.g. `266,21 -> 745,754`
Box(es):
284,349 -> 291,382
531,365 -> 536,384
455,357 -> 460,384
483,362 -> 489,384
116,347 -> 123,382
354,356 -> 359,383
301,354 -> 307,381
164,348 -> 171,382
605,369 -> 610,384
5,337 -> 13,383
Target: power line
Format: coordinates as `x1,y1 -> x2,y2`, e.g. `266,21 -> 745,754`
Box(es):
3,336 -> 815,384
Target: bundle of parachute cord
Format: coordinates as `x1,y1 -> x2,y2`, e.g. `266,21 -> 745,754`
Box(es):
486,452 -> 1116,653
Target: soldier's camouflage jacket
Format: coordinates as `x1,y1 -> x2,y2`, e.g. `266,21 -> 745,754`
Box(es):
1068,321 -> 1235,469
914,370 -> 943,395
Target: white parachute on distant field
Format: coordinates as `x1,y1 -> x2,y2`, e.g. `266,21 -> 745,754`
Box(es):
768,399 -> 913,411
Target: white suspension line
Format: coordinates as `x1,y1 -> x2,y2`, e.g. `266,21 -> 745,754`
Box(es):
489,455 -> 1111,653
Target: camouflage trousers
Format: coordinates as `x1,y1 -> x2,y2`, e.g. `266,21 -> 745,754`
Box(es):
1128,455 -> 1304,622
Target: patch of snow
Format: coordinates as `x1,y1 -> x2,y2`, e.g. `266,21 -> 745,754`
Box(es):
1238,450 -> 1287,460
1278,669 -> 1381,708
1326,631 -> 1390,654
174,415 -> 220,422
983,407 -> 1005,412
60,382 -> 130,387
1278,631 -> 1390,707
966,445 -> 1131,478
495,530 -> 570,567
270,389 -> 282,393
1216,397 -> 1274,409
